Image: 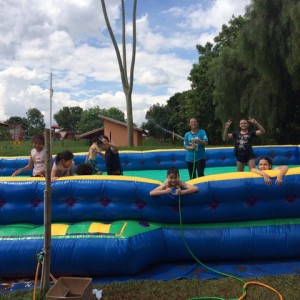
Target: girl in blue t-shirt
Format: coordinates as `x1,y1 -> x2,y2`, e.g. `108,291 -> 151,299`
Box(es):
184,118 -> 208,179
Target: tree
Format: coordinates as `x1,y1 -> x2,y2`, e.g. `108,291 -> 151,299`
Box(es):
76,106 -> 126,133
6,116 -> 29,129
100,0 -> 137,146
106,107 -> 126,123
53,106 -> 83,131
238,0 -> 300,143
26,108 -> 45,136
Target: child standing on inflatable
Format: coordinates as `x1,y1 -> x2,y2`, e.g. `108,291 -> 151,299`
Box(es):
251,157 -> 288,185
99,135 -> 123,175
51,150 -> 74,181
12,133 -> 45,177
223,118 -> 265,171
150,166 -> 199,196
184,117 -> 208,179
85,136 -> 103,175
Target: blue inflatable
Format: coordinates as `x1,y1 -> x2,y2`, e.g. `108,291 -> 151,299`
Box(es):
0,145 -> 299,279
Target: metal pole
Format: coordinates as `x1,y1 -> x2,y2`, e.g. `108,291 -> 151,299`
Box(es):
41,128 -> 52,292
49,73 -> 53,142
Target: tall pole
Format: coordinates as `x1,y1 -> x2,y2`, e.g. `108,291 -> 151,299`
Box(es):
49,73 -> 53,141
41,128 -> 52,291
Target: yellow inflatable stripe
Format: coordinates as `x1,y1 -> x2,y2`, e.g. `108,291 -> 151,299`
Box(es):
89,222 -> 111,234
51,224 -> 69,236
188,167 -> 300,184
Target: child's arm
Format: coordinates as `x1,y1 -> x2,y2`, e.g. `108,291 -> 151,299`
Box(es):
250,168 -> 272,185
223,120 -> 233,141
248,119 -> 265,135
108,142 -> 119,154
51,164 -> 58,181
150,182 -> 171,196
12,156 -> 34,176
176,181 -> 199,195
69,163 -> 75,176
274,165 -> 288,185
100,137 -> 119,154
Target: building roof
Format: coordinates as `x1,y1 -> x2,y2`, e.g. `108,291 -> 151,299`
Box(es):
98,114 -> 144,132
0,122 -> 8,127
76,127 -> 104,140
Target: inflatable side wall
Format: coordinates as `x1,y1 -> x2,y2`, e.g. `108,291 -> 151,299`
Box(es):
0,145 -> 299,176
0,146 -> 299,278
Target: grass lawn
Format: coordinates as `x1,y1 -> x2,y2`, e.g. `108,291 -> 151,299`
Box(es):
0,137 -> 186,157
1,274 -> 299,299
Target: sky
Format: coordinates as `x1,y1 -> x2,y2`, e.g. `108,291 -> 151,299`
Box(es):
0,0 -> 251,128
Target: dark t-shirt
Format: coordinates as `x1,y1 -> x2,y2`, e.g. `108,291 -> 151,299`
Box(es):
232,130 -> 257,156
105,148 -> 123,175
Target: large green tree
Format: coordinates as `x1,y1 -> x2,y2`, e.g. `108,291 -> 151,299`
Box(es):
5,116 -> 29,129
53,106 -> 83,131
237,0 -> 300,143
77,106 -> 126,133
26,108 -> 45,136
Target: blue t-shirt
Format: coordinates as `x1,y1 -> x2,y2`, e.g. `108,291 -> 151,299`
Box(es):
184,130 -> 208,162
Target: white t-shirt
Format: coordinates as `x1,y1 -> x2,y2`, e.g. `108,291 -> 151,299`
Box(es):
31,148 -> 46,176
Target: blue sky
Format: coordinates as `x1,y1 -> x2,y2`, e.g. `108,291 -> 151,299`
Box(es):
0,0 -> 251,127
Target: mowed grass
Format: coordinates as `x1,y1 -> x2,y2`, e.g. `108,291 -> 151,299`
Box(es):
1,274 -> 300,299
0,137 -> 185,157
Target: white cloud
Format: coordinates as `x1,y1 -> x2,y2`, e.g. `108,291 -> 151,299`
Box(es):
0,0 -> 250,127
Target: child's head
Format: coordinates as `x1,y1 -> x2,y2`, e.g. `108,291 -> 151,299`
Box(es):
91,136 -> 101,146
239,119 -> 249,129
166,166 -> 180,187
189,118 -> 198,127
258,157 -> 273,170
99,135 -> 110,150
76,163 -> 94,175
32,134 -> 44,151
55,150 -> 74,168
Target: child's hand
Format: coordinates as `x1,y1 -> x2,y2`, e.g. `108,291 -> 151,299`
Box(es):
263,174 -> 272,185
275,176 -> 284,185
248,118 -> 257,124
12,169 -> 20,176
225,119 -> 232,129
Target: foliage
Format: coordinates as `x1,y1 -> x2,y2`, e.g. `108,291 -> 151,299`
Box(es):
26,108 -> 45,136
53,106 -> 83,131
5,116 -> 29,130
76,106 -> 126,133
236,0 -> 300,143
143,0 -> 300,145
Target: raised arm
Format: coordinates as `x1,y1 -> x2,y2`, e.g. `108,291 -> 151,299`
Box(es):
100,137 -> 119,154
223,120 -> 233,141
248,119 -> 265,135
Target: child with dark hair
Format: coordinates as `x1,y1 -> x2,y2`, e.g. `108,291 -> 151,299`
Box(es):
76,163 -> 94,175
51,150 -> 74,181
85,136 -> 103,175
12,133 -> 45,177
251,157 -> 288,185
99,135 -> 123,175
150,166 -> 199,196
223,118 -> 265,171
